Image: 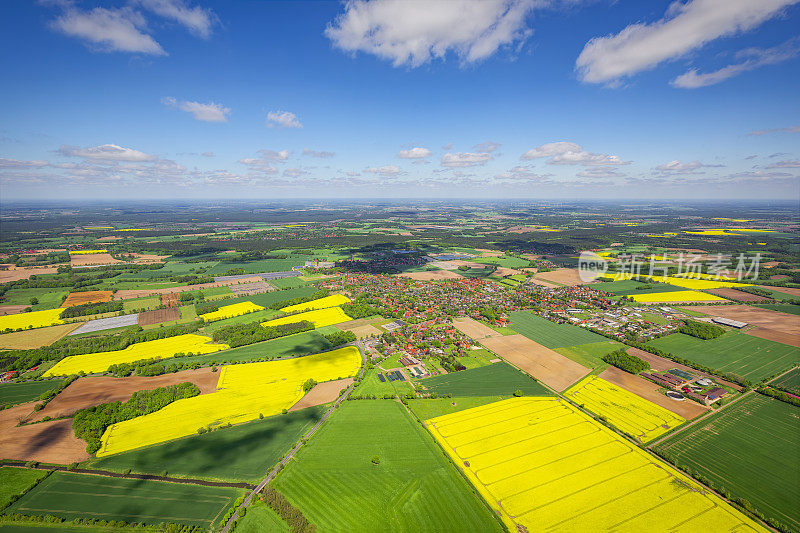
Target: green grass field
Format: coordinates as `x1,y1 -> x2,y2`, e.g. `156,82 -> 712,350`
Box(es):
655,394 -> 800,531
268,276 -> 309,289
199,309 -> 279,333
206,259 -> 303,276
456,348 -> 493,369
770,367 -> 800,394
354,368 -> 414,397
87,407 -> 324,483
0,380 -> 62,406
648,332 -> 799,381
420,362 -> 553,397
554,340 -> 623,370
273,401 -> 502,532
405,396 -> 503,420
472,256 -> 529,268
189,331 -> 333,365
6,472 -> 242,527
233,501 -> 289,533
121,296 -> 159,313
0,467 -> 48,509
754,303 -> 800,316
509,311 -> 607,348
0,288 -> 69,311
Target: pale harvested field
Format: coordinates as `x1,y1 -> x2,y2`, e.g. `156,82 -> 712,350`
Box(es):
625,347 -> 743,391
130,253 -> 169,263
598,366 -> 708,419
289,378 -> 354,411
0,323 -> 82,349
61,290 -> 113,307
427,261 -> 458,270
337,317 -> 383,330
137,307 -> 181,326
528,278 -> 560,288
113,277 -> 260,300
347,325 -> 382,339
534,268 -> 587,286
449,260 -> 488,268
452,317 -> 501,340
762,286 -> 800,298
480,334 -> 589,391
494,267 -> 523,277
0,305 -> 28,316
27,368 -> 221,423
229,281 -> 275,296
707,287 -> 772,302
0,267 -> 58,283
395,269 -> 463,281
70,253 -> 121,266
689,305 -> 800,346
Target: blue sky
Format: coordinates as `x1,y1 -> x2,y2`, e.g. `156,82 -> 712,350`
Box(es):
1,0 -> 798,200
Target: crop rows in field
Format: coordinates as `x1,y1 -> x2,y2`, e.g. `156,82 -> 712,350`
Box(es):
769,367 -> 800,394
508,311 -> 606,348
426,397 -> 764,532
421,362 -> 553,397
655,394 -> 800,531
0,380 -> 61,406
564,375 -> 685,442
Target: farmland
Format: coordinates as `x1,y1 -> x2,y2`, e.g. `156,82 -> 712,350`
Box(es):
188,330 -> 334,364
97,346 -> 362,456
6,471 -> 241,527
509,310 -> 607,348
770,367 -> 800,394
630,290 -> 728,302
279,293 -> 350,313
273,401 -> 503,532
648,332 -> 798,381
427,397 -> 764,532
420,362 -> 553,397
261,306 -> 351,328
199,301 -> 265,322
0,379 -> 61,406
0,308 -> 64,332
0,467 -> 48,508
655,394 -> 800,530
43,334 -> 229,376
88,406 -> 325,483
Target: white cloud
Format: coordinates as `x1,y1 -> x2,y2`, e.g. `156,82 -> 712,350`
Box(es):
258,149 -> 291,161
325,0 -> 536,68
441,152 -> 493,167
51,6 -> 166,55
473,141 -> 501,153
58,144 -> 157,162
767,160 -> 800,168
162,97 -> 230,122
266,110 -> 302,129
576,0 -> 798,85
138,0 -> 216,38
364,165 -> 402,176
654,160 -> 723,173
576,167 -> 626,179
303,148 -> 335,158
283,167 -> 310,177
398,147 -> 432,159
521,141 -> 629,166
494,165 -> 551,181
0,158 -> 49,168
672,37 -> 800,88
748,124 -> 800,136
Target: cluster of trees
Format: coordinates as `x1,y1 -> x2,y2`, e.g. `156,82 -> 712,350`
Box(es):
169,274 -> 214,284
269,289 -> 329,310
439,356 -> 467,373
321,330 -> 356,346
0,514 -> 204,533
602,349 -> 649,374
259,486 -> 316,533
678,320 -> 725,340
211,320 -> 314,348
340,302 -> 382,319
302,378 -> 317,393
60,300 -> 124,319
195,301 -> 222,315
0,323 -> 201,372
106,356 -> 205,377
73,382 -> 200,453
757,386 -> 800,407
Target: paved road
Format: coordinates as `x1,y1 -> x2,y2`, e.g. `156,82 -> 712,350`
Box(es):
220,341 -> 368,533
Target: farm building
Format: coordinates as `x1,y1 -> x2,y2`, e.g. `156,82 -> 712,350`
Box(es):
712,317 -> 747,328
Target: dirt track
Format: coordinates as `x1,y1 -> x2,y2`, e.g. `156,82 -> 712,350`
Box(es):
27,368 -> 221,422
480,334 -> 589,391
598,366 -> 708,420
451,317 -> 501,340
289,378 -> 354,411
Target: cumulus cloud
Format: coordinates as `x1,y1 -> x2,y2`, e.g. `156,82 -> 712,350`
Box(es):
257,149 -> 290,161
398,147 -> 432,159
521,142 -> 629,166
162,97 -> 230,122
576,0 -> 799,85
748,124 -> 800,136
51,6 -> 166,55
266,110 -> 302,129
441,152 -> 493,167
58,144 -> 157,162
473,141 -> 501,153
364,165 -> 402,176
672,37 -> 800,88
302,148 -> 335,158
138,0 -> 216,38
325,0 -> 536,68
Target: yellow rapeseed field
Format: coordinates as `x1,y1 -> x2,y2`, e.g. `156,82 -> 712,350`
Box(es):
68,249 -> 108,255
262,306 -> 351,328
43,334 -> 228,377
426,397 -> 766,533
601,272 -> 749,290
199,301 -> 265,322
631,290 -> 727,302
0,308 -> 64,332
564,376 -> 685,442
279,294 -> 351,313
96,346 -> 362,456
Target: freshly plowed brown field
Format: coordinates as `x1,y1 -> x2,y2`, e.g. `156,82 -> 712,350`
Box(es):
0,402 -> 89,463
452,317 -> 501,340
706,288 -> 772,302
113,277 -> 259,300
688,304 -> 800,347
479,334 -> 589,391
161,293 -> 180,307
27,368 -> 221,422
762,285 -> 800,297
137,307 -> 181,326
0,305 -> 29,315
598,366 -> 708,419
395,270 -> 464,281
289,378 -> 354,411
533,268 -> 587,286
61,290 -> 113,307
